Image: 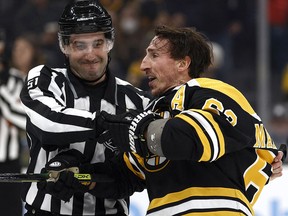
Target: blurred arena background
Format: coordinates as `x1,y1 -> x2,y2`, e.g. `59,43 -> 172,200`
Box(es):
1,0 -> 288,145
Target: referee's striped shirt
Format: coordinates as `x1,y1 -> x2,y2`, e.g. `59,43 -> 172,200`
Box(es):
20,65 -> 151,215
0,68 -> 26,163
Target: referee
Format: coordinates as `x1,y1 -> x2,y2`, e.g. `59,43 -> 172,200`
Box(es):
20,0 -> 151,215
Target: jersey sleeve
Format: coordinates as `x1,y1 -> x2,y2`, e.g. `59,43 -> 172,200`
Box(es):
20,65 -> 98,150
161,109 -> 253,161
160,80 -> 278,162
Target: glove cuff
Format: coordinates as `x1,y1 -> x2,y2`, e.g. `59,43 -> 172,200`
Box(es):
45,149 -> 86,172
146,118 -> 169,156
130,111 -> 161,157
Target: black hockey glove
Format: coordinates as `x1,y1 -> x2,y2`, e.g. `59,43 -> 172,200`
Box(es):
99,110 -> 161,157
37,149 -> 91,202
39,170 -> 92,202
95,110 -> 106,138
279,144 -> 287,162
45,148 -> 86,179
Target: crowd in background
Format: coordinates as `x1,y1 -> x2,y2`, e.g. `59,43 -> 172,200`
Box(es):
0,0 -> 288,150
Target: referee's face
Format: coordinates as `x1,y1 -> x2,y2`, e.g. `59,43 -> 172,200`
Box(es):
66,32 -> 109,85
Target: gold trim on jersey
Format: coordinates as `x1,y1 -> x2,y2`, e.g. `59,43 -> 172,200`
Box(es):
193,78 -> 257,117
244,150 -> 274,205
123,152 -> 170,175
256,149 -> 276,164
176,113 -> 211,161
176,109 -> 225,161
147,187 -> 253,216
123,153 -> 145,180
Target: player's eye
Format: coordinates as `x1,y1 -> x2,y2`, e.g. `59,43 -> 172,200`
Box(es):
151,52 -> 159,58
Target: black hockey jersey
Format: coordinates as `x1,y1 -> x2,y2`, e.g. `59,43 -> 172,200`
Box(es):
124,78 -> 278,216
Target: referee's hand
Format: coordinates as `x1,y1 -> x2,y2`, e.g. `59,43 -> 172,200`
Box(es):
38,170 -> 92,202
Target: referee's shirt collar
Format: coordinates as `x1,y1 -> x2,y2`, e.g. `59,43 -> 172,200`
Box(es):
67,68 -> 116,105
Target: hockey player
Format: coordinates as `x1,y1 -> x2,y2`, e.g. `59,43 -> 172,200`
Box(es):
96,25 -> 287,215
20,0 -> 150,215
38,22 -> 286,216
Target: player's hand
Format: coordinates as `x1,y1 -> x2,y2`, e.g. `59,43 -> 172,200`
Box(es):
95,110 -> 106,138
39,170 -> 93,202
270,144 -> 287,181
37,149 -> 92,202
99,110 -> 161,157
44,148 -> 87,181
270,151 -> 283,181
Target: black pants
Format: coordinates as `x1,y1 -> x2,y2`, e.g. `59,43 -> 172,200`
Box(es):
0,160 -> 22,216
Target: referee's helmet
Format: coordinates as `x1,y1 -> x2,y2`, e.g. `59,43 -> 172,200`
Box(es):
58,0 -> 114,49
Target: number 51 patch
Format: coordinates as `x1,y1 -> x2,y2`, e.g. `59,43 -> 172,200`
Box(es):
27,77 -> 39,90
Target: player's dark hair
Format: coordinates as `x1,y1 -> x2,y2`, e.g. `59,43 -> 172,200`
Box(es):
154,25 -> 212,78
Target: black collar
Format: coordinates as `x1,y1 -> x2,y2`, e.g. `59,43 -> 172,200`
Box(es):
67,68 -> 116,104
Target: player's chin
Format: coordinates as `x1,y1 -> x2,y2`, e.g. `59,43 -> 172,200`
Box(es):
148,79 -> 157,89
150,87 -> 161,97
149,82 -> 162,96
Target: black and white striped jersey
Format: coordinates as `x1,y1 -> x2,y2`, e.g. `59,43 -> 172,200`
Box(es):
20,65 -> 151,215
0,68 -> 26,163
123,78 -> 279,216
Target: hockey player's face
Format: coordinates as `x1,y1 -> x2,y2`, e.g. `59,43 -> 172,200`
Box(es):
66,32 -> 110,84
141,36 -> 184,96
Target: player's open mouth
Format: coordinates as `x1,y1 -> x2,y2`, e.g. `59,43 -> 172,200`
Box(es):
147,76 -> 156,82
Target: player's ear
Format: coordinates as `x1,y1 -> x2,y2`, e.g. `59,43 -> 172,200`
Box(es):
177,56 -> 191,71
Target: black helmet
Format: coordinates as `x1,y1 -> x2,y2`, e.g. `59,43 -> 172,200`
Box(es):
58,0 -> 114,43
